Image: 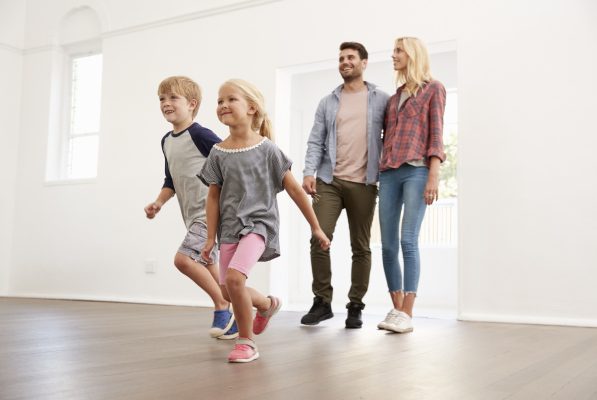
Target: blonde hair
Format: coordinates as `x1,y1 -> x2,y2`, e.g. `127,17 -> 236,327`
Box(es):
394,37 -> 433,96
221,79 -> 273,139
157,76 -> 202,118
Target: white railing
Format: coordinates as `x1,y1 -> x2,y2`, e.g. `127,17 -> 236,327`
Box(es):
419,198 -> 457,246
371,198 -> 458,247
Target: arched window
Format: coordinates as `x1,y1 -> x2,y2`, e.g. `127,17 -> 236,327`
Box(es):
47,6 -> 103,180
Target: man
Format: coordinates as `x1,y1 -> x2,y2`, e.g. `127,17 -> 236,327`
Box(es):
301,42 -> 389,329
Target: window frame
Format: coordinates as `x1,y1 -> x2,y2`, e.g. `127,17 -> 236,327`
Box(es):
56,40 -> 103,182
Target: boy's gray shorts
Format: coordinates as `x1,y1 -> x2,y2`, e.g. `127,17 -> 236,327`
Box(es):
178,222 -> 219,265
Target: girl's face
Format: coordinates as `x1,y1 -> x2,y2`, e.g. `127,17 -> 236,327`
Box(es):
392,41 -> 409,72
216,84 -> 255,127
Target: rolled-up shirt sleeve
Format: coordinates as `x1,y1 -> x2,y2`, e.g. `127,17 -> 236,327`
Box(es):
426,83 -> 446,162
303,98 -> 327,178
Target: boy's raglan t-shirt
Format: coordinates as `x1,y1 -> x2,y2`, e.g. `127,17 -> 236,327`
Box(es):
161,122 -> 221,230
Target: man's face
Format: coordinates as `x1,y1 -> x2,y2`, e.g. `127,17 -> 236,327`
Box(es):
338,48 -> 367,82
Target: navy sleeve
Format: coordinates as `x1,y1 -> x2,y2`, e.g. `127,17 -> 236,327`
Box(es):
160,133 -> 175,191
188,123 -> 222,157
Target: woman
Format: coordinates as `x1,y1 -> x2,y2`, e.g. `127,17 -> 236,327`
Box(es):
377,37 -> 446,333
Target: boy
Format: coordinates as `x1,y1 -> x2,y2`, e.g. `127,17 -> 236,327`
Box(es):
144,76 -> 236,339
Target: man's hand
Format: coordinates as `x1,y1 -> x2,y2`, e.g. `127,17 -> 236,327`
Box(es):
302,176 -> 317,195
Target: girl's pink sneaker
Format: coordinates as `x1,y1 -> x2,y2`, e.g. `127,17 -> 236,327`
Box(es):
253,295 -> 281,335
228,338 -> 259,363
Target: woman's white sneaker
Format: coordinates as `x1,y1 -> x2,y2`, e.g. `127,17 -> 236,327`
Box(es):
385,311 -> 413,333
377,309 -> 401,330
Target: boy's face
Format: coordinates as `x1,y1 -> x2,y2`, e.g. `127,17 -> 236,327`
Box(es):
159,91 -> 197,129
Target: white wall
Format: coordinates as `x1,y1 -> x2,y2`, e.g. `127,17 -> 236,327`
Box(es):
457,0 -> 597,326
5,0 -> 597,326
0,0 -> 25,295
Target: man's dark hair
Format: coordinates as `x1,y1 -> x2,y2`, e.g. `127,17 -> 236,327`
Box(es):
339,42 -> 368,60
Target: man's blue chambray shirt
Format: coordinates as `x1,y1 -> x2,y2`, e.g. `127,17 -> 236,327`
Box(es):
302,82 -> 389,185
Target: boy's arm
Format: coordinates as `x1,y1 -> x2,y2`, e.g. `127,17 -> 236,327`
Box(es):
144,187 -> 174,219
283,171 -> 330,250
161,134 -> 175,190
146,133 -> 176,219
201,184 -> 221,263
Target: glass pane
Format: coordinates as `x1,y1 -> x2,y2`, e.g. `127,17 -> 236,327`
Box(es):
441,92 -> 458,199
70,54 -> 103,135
68,135 -> 99,179
444,91 -> 458,126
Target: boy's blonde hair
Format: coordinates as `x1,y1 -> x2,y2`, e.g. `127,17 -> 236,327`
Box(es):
221,79 -> 273,140
157,76 -> 202,118
394,37 -> 433,96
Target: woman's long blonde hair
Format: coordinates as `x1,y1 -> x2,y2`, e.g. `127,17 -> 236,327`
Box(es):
395,37 -> 433,96
221,79 -> 273,140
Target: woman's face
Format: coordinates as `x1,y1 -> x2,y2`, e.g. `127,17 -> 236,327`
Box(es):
392,41 -> 409,72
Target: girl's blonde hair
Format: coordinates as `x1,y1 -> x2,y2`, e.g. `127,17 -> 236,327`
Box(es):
394,37 -> 433,96
221,79 -> 273,140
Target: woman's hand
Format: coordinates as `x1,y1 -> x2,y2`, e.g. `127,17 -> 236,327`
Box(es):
424,172 -> 439,205
424,157 -> 441,205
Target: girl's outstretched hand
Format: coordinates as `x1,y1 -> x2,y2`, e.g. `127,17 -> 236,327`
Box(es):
313,228 -> 331,250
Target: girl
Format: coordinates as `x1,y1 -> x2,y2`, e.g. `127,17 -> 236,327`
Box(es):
199,79 -> 330,363
377,37 -> 446,333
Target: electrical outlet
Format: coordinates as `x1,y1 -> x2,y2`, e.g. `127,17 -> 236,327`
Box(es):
144,259 -> 156,274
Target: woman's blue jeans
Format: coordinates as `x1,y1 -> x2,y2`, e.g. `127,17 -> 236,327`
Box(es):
379,164 -> 428,293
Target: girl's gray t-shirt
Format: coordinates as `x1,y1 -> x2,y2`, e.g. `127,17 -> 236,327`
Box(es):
199,137 -> 292,261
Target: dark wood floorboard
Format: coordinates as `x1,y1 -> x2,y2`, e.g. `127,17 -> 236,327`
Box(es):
1,298 -> 596,400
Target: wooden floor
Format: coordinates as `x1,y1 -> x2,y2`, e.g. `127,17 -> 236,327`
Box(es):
1,299 -> 597,400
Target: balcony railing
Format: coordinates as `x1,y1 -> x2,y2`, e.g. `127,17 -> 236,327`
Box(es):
371,198 -> 458,247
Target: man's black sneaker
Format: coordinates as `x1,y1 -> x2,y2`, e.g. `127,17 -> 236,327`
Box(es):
301,297 -> 334,325
345,302 -> 364,329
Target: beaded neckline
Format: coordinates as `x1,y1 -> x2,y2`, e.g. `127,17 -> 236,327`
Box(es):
213,137 -> 267,153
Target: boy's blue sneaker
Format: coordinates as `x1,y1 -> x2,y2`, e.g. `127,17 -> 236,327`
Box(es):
209,306 -> 235,338
217,320 -> 238,340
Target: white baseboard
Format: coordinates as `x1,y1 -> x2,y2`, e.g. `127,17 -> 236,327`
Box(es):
458,312 -> 597,328
2,293 -> 213,309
